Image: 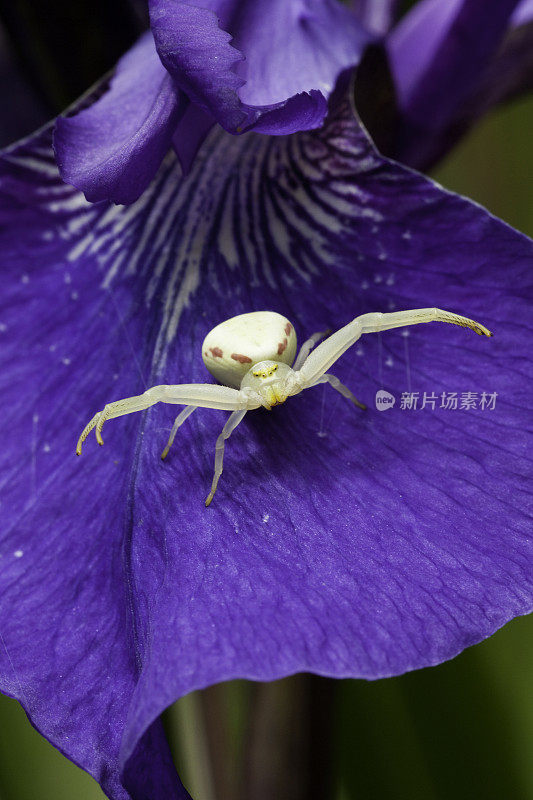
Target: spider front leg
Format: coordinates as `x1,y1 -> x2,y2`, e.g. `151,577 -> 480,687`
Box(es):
296,307 -> 492,387
76,389 -> 163,454
77,383 -> 255,455
205,409 -> 248,507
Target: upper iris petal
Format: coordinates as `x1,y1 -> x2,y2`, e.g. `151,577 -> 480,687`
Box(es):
149,0 -> 374,136
54,0 -> 374,203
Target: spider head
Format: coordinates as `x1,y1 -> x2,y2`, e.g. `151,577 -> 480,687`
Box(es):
241,361 -> 294,409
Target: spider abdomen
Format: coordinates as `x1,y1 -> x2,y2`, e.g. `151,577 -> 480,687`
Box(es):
202,311 -> 297,387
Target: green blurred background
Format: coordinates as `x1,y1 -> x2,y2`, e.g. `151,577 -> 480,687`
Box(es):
0,6 -> 532,799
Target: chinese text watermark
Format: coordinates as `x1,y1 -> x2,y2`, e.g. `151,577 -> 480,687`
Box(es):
375,390 -> 498,411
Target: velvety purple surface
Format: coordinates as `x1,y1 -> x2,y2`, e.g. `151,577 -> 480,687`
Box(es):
1,85 -> 532,797
0,128 -> 189,798
387,0 -> 521,168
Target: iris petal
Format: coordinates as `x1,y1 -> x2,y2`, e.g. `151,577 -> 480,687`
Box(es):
350,0 -> 401,35
388,0 -> 520,168
1,89 -> 532,797
54,33 -> 185,204
458,3 -> 533,132
172,103 -> 216,175
149,0 -> 372,135
513,0 -> 533,25
0,130 -> 190,800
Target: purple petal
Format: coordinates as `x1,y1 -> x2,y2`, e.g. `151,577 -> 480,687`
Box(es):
513,0 -> 533,25
1,90 -> 532,795
150,0 -> 372,135
350,0 -> 401,34
389,0 -> 533,171
172,103 -> 215,174
387,0 -> 520,167
54,33 -> 184,204
0,130 -> 190,799
459,3 -> 533,126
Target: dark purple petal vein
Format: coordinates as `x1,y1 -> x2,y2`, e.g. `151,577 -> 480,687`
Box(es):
1,91 -> 532,796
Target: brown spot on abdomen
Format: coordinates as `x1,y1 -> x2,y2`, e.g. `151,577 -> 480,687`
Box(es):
209,347 -> 223,358
231,353 -> 252,364
285,323 -> 292,336
277,338 -> 288,355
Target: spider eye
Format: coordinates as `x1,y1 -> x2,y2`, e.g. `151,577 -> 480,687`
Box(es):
252,370 -> 261,377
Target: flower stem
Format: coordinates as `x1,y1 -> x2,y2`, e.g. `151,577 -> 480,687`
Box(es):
164,691 -> 217,800
239,674 -> 336,800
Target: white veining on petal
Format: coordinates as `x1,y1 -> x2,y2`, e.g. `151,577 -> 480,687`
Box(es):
47,194 -> 93,213
4,154 -> 59,177
7,98 -> 381,375
67,233 -> 96,263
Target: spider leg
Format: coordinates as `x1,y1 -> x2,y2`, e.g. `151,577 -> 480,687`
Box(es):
205,409 -> 248,507
77,383 -> 253,455
161,405 -> 198,460
296,308 -> 491,387
311,373 -> 366,409
77,390 -> 162,454
356,308 -> 492,336
292,329 -> 330,371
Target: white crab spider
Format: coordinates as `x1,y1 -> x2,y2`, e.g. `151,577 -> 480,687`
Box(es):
76,308 -> 492,506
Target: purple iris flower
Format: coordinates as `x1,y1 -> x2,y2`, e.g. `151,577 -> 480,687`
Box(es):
1,1 -> 532,798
